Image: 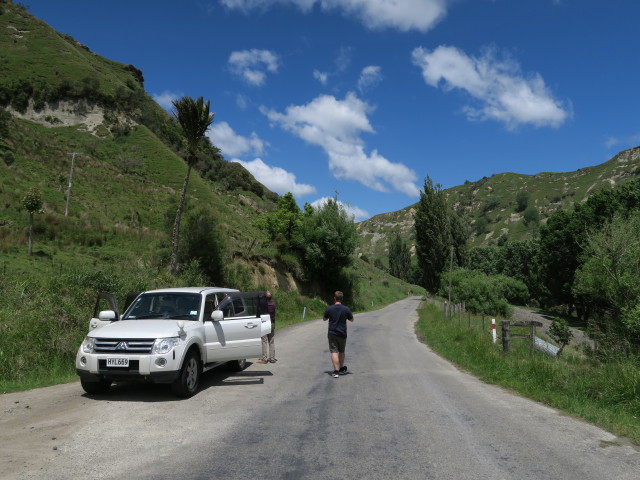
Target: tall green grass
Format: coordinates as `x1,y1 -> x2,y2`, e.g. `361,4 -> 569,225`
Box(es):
0,261 -> 159,393
416,301 -> 640,444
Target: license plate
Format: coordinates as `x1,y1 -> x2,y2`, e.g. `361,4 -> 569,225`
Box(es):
106,357 -> 129,367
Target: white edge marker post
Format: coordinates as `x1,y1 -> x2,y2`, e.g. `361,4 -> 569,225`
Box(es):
491,318 -> 497,344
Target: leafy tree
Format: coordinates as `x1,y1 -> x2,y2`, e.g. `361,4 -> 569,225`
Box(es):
484,195 -> 501,213
465,240 -> 540,306
523,205 -> 539,226
0,109 -> 11,140
169,96 -> 214,274
180,205 -> 225,286
255,192 -> 302,252
22,187 -> 43,256
388,233 -> 411,281
440,268 -> 512,317
539,178 -> 640,313
294,198 -> 358,299
475,216 -> 489,236
573,212 -> 640,324
539,210 -> 581,310
414,176 -> 467,293
494,274 -> 530,305
515,190 -> 529,212
549,318 -> 573,355
466,245 -> 502,276
501,239 -> 542,302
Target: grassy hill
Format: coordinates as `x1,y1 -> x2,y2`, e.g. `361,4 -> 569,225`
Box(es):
357,146 -> 640,265
0,0 -> 278,269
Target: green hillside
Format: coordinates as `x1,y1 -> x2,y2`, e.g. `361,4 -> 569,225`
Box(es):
0,0 -> 279,269
0,2 -> 145,96
357,146 -> 640,264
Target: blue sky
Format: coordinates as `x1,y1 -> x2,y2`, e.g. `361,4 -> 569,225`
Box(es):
24,0 -> 640,220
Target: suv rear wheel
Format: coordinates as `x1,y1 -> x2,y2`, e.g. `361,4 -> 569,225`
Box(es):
228,358 -> 247,371
171,350 -> 201,398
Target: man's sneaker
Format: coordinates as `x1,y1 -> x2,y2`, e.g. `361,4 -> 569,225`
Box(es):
339,365 -> 347,375
331,371 -> 340,378
256,359 -> 267,364
268,358 -> 277,363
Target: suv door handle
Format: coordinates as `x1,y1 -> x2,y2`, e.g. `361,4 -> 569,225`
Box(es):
245,323 -> 258,329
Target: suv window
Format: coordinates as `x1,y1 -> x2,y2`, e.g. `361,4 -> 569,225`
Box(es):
216,293 -> 261,318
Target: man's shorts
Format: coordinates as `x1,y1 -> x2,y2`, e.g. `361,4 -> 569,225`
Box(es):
328,334 -> 347,353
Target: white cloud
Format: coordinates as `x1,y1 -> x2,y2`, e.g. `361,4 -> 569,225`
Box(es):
220,0 -> 449,32
152,90 -> 181,110
233,158 -> 317,197
261,92 -> 419,196
604,132 -> 640,149
313,69 -> 329,85
220,0 -> 316,13
604,136 -> 620,149
228,49 -> 280,86
412,45 -> 571,129
310,196 -> 370,221
322,0 -> 447,32
312,47 -> 353,87
236,94 -> 250,110
207,121 -> 266,157
335,46 -> 353,72
357,65 -> 382,92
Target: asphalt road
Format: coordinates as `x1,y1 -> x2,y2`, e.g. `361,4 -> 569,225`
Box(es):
1,297 -> 638,479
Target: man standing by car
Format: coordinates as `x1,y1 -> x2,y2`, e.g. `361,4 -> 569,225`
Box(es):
323,291 -> 354,378
257,291 -> 277,364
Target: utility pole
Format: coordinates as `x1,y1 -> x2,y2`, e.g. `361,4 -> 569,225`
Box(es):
65,152 -> 81,216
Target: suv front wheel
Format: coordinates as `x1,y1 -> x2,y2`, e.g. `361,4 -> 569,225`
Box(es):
81,378 -> 112,395
171,350 -> 201,398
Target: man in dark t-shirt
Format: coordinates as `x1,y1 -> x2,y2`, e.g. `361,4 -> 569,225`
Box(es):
323,291 -> 354,378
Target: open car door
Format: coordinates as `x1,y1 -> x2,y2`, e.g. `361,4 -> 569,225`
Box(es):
88,292 -> 139,332
89,292 -> 119,331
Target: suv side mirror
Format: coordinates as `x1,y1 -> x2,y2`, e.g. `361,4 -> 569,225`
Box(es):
98,310 -> 117,321
211,310 -> 224,322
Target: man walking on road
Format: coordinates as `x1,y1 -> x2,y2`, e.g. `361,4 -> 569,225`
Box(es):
323,291 -> 354,378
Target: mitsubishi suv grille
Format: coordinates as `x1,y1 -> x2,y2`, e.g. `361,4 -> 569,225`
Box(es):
94,338 -> 155,354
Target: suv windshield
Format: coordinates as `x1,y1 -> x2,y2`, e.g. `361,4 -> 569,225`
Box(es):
122,293 -> 202,320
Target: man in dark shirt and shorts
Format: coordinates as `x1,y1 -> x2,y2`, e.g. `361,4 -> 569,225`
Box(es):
323,291 -> 354,378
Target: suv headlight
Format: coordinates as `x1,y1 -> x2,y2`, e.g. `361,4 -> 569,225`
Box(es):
81,337 -> 95,353
152,337 -> 181,354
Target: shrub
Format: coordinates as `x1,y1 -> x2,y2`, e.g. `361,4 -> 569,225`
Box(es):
180,205 -> 225,285
549,318 -> 573,355
515,191 -> 529,212
523,205 -> 539,226
440,268 -> 522,317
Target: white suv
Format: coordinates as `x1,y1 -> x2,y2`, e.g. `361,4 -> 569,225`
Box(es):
76,287 -> 272,398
